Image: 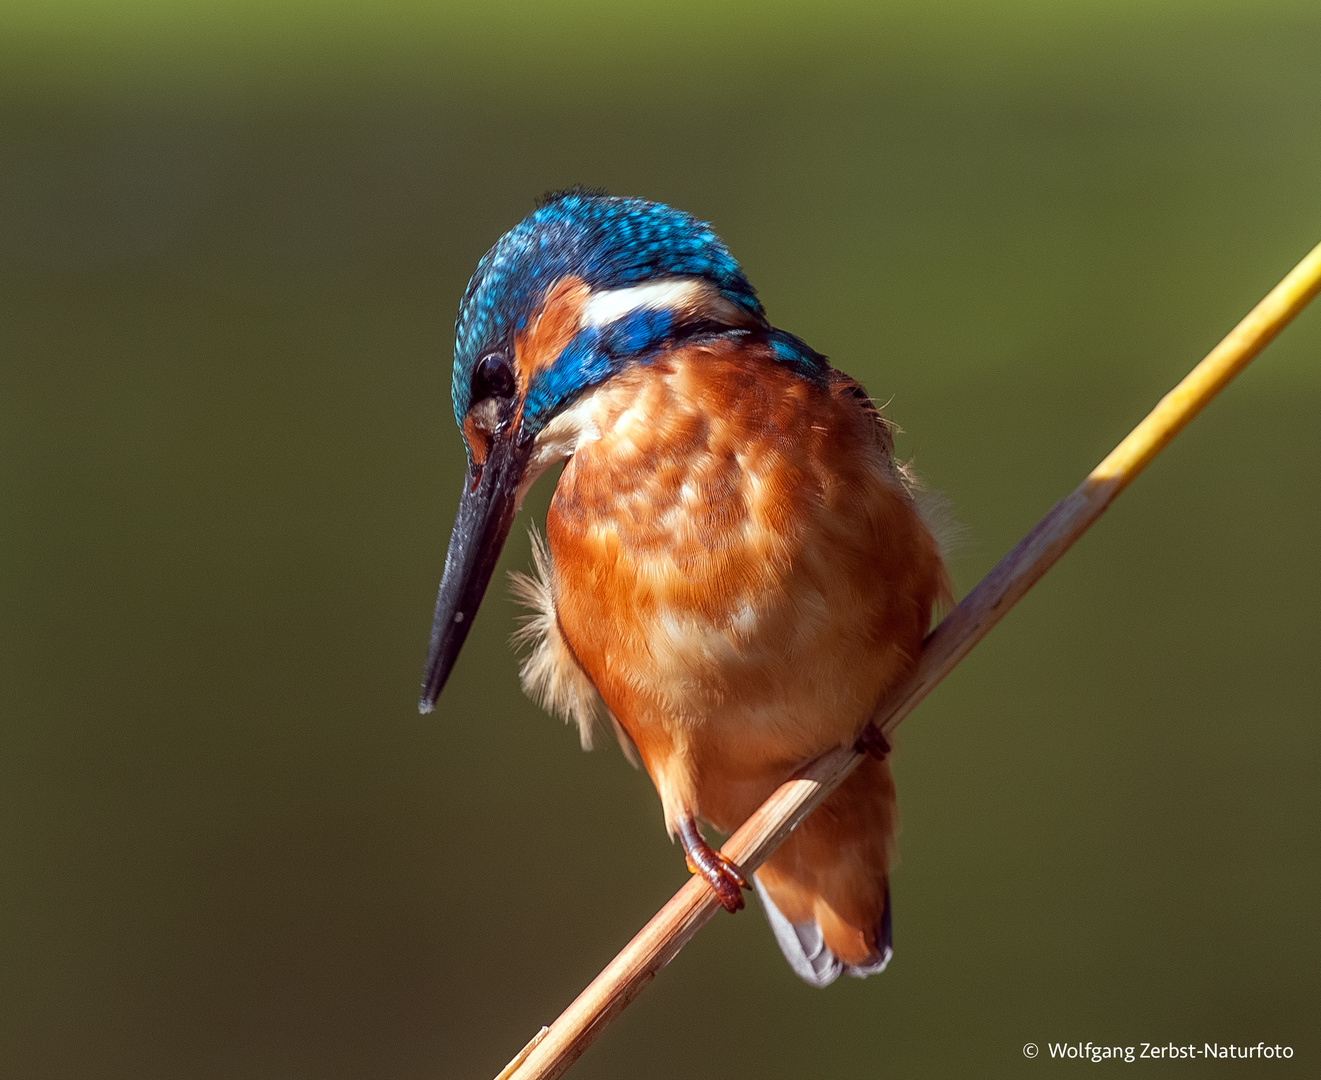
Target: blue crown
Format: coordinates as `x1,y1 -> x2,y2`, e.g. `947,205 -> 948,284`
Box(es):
450,191 -> 766,425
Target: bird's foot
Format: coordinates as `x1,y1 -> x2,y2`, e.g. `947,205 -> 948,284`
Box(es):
856,723 -> 891,761
677,816 -> 747,913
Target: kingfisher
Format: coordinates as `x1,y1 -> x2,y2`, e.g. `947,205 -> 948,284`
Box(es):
419,189 -> 950,986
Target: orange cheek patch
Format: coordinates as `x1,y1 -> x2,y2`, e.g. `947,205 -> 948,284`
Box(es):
462,415 -> 490,466
514,275 -> 592,389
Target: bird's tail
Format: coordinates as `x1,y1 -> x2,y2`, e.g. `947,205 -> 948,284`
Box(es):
752,753 -> 896,987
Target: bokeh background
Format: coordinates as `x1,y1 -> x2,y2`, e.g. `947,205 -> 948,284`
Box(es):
3,2 -> 1319,1077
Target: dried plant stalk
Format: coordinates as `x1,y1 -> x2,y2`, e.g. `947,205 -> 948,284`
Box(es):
497,240 -> 1321,1080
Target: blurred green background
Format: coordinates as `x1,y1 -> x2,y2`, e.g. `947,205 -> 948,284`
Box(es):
2,2 -> 1319,1077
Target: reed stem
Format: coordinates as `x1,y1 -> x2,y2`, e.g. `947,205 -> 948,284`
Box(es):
497,239 -> 1321,1080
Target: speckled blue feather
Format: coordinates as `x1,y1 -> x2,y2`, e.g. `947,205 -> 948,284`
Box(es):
451,192 -> 826,433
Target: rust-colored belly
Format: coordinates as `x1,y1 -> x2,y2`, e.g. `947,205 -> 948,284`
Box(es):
546,344 -> 947,831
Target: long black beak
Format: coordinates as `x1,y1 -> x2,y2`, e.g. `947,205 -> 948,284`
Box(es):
418,427 -> 531,713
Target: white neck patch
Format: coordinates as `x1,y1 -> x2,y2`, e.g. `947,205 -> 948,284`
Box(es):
516,389 -> 603,510
578,277 -> 708,328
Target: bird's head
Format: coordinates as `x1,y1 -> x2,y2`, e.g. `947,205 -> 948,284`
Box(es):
419,189 -> 768,712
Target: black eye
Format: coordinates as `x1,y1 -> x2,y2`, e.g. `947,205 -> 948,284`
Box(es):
475,352 -> 515,400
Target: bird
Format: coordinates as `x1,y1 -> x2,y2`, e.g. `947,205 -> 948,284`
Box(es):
419,188 -> 950,986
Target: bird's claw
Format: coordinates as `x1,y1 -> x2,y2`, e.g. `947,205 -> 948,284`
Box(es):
856,723 -> 891,761
678,817 -> 747,912
691,851 -> 747,912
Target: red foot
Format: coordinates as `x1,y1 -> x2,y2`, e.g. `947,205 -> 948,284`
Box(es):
856,723 -> 891,761
677,816 -> 747,912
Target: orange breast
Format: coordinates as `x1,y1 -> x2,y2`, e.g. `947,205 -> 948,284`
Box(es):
546,339 -> 948,832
